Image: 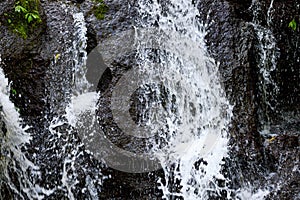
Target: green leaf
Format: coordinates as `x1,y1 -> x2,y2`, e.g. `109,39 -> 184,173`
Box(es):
288,19 -> 297,31
14,6 -> 21,12
15,5 -> 27,13
7,19 -> 12,24
31,13 -> 40,19
24,12 -> 40,23
27,15 -> 33,23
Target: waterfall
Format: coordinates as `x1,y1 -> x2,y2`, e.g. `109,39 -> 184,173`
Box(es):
65,0 -> 232,198
45,10 -> 103,199
140,3 -> 230,199
0,66 -> 51,199
3,0 -> 297,199
94,0 -> 232,198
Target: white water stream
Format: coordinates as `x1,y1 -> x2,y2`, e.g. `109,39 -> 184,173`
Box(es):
136,1 -> 232,199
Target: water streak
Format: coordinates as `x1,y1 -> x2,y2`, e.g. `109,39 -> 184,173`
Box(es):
251,0 -> 279,134
72,12 -> 90,95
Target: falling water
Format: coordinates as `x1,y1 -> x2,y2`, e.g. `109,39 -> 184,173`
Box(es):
251,0 -> 279,134
65,0 -> 232,198
132,0 -> 232,199
45,10 -> 103,199
0,66 -> 48,199
0,6 -> 102,198
72,13 -> 90,95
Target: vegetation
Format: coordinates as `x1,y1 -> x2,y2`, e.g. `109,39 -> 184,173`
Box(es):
11,88 -> 17,96
288,19 -> 297,31
5,0 -> 42,39
93,0 -> 108,20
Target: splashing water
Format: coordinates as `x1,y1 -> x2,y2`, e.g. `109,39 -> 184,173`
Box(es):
47,11 -> 103,199
0,8 -> 101,199
236,188 -> 270,200
66,0 -> 232,198
0,66 -> 49,199
133,0 -> 232,199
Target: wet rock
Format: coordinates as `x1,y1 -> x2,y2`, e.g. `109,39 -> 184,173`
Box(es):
0,0 -> 47,120
226,0 -> 252,22
264,134 -> 300,200
269,0 -> 300,114
72,0 -> 85,3
86,23 -> 98,54
0,1 -> 103,199
198,0 -> 300,198
85,0 -> 139,41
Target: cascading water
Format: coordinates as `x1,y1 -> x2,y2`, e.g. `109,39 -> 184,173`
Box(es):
250,0 -> 279,134
42,9 -> 103,199
1,0 -> 233,198
66,0 -> 232,198
132,0 -> 232,199
0,66 -> 45,199
72,13 -> 90,95
0,5 -> 103,198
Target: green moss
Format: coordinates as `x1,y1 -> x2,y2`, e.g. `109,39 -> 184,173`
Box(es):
93,0 -> 108,20
5,0 -> 42,39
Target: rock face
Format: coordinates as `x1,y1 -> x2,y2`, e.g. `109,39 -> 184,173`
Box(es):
198,0 -> 300,199
0,0 -> 299,199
